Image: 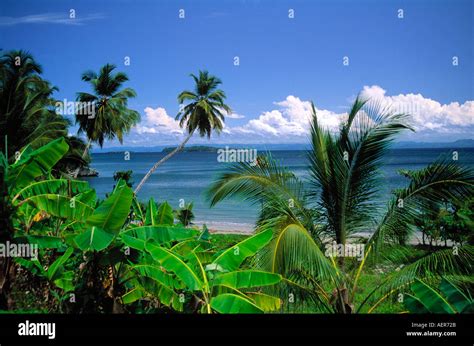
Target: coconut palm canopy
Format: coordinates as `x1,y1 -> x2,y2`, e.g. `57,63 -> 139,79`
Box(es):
176,70 -> 231,138
0,50 -> 69,158
133,70 -> 231,193
76,63 -> 140,148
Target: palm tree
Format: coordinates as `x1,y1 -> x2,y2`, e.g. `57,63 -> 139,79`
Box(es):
0,50 -> 69,159
207,96 -> 474,313
134,70 -> 231,194
74,64 -> 140,177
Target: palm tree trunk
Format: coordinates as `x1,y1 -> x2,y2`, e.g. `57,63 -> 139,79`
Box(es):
134,130 -> 195,194
72,138 -> 92,178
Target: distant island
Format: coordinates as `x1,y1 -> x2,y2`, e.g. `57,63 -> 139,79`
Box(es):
92,139 -> 474,153
161,145 -> 219,153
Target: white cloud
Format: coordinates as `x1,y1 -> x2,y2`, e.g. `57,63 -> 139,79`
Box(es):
0,13 -> 104,26
226,112 -> 245,119
135,107 -> 183,136
125,87 -> 473,146
231,95 -> 344,141
359,85 -> 474,130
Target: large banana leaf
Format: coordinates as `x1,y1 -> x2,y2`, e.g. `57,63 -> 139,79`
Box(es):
210,293 -> 263,313
246,292 -> 282,312
47,247 -> 74,281
410,278 -> 456,313
145,242 -> 203,291
12,179 -> 91,203
439,278 -> 472,313
22,235 -> 65,249
132,197 -> 144,223
74,189 -> 97,207
132,264 -> 183,289
404,294 -> 429,313
156,201 -> 174,225
22,194 -> 94,220
125,276 -> 183,311
75,226 -> 115,251
144,198 -> 158,226
212,229 -> 273,271
121,225 -> 197,251
8,137 -> 69,190
122,287 -> 145,304
86,179 -> 133,233
213,270 -> 281,289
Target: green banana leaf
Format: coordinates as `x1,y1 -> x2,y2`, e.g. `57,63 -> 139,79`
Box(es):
74,189 -> 97,207
246,292 -> 282,312
411,278 -> 456,313
23,235 -> 65,249
144,198 -> 158,226
213,270 -> 281,289
132,197 -> 144,223
75,226 -> 115,251
8,138 -> 69,190
212,229 -> 273,271
210,293 -> 263,313
12,179 -> 90,203
23,194 -> 94,220
439,278 -> 472,313
122,287 -> 145,304
404,293 -> 430,313
47,247 -> 74,281
121,225 -> 197,251
156,201 -> 174,225
132,264 -> 183,289
86,179 -> 133,233
145,242 -> 203,291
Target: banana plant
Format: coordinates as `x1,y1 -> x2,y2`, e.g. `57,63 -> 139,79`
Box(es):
404,278 -> 474,313
122,229 -> 283,313
4,137 -> 97,240
15,247 -> 76,293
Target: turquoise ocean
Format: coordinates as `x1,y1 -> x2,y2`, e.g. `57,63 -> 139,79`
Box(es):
85,148 -> 474,232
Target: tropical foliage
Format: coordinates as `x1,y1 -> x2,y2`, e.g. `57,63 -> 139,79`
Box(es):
207,98 -> 474,313
1,49 -> 472,315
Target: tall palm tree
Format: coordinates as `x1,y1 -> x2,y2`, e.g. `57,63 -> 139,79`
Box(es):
0,50 -> 69,159
207,96 -> 474,313
134,70 -> 231,194
74,64 -> 140,177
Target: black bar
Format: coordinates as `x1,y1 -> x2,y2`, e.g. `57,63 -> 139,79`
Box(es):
0,314 -> 471,345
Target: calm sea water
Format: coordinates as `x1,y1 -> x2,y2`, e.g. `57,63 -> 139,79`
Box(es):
85,148 -> 474,232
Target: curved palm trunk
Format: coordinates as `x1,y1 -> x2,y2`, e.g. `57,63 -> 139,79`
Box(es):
134,130 -> 195,194
72,138 -> 92,178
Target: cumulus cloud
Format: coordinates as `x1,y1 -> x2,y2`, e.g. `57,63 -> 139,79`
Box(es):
135,107 -> 183,136
125,87 -> 473,146
359,85 -> 474,131
231,95 -> 344,141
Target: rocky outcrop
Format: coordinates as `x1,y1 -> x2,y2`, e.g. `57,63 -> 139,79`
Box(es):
77,167 -> 99,177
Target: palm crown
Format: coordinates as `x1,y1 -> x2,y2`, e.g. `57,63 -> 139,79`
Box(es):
76,63 -> 140,147
176,70 -> 231,138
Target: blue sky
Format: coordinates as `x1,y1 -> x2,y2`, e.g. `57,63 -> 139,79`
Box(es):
1,0 -> 473,147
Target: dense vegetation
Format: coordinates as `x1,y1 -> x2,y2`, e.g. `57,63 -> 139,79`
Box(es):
0,50 -> 472,314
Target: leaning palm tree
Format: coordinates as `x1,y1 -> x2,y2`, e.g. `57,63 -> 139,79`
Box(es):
74,64 -> 140,177
134,70 -> 231,193
207,96 -> 474,313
